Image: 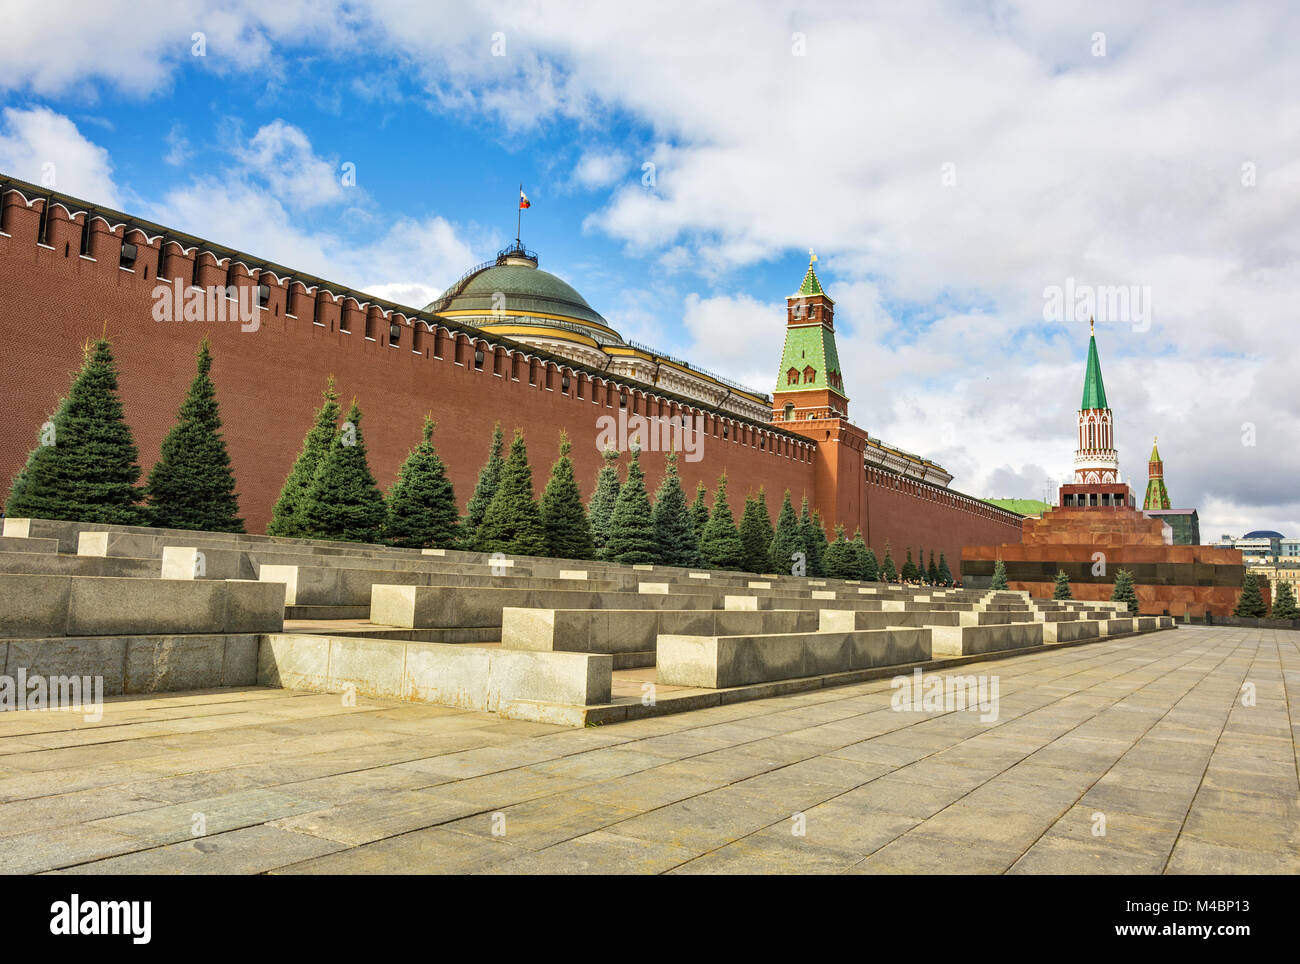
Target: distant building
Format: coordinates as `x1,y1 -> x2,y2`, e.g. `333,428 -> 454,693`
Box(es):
1215,531 -> 1285,562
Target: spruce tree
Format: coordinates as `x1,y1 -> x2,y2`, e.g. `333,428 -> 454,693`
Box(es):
539,432 -> 593,560
5,400 -> 65,518
938,553 -> 953,586
145,339 -> 243,532
1053,569 -> 1073,600
809,510 -> 829,577
587,448 -> 622,560
824,525 -> 858,580
5,338 -> 143,524
476,429 -> 547,556
605,447 -> 658,565
901,547 -> 918,582
881,543 -> 898,583
1232,571 -> 1266,618
1111,567 -> 1139,614
689,480 -> 711,544
461,422 -> 505,549
851,530 -> 878,581
769,490 -> 803,574
382,415 -> 460,549
797,497 -> 827,577
927,551 -> 939,586
990,557 -> 1008,590
651,451 -> 699,567
1270,581 -> 1298,620
699,474 -> 745,570
738,493 -> 774,574
269,375 -> 339,537
300,400 -> 386,543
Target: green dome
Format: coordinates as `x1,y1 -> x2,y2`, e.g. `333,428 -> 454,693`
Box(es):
425,249 -> 618,342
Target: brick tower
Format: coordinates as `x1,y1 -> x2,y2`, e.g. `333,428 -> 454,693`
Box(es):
1059,321 -> 1133,509
772,251 -> 849,423
1143,437 -> 1171,510
771,251 -> 867,532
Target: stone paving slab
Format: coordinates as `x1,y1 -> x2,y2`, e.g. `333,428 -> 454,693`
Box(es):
0,626 -> 1296,874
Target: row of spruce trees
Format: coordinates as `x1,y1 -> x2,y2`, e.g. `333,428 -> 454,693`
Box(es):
990,561 -> 1143,613
3,337 -> 956,583
5,338 -> 243,530
1233,571 -> 1298,620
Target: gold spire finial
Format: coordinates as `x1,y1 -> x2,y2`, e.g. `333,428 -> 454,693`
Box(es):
809,248 -> 817,264
1089,316 -> 1095,335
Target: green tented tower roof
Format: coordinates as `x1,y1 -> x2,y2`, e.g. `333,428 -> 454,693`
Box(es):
794,261 -> 826,298
1080,331 -> 1109,411
774,323 -> 845,397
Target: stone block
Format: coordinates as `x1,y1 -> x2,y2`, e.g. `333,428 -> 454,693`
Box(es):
327,636 -> 406,699
4,635 -> 127,695
485,649 -> 612,709
400,640 -> 491,707
2,518 -> 31,538
77,531 -> 109,556
222,580 -> 286,633
258,633 -> 331,689
66,577 -> 226,636
657,627 -> 930,688
124,635 -> 227,692
1042,620 -> 1101,644
259,564 -> 303,605
0,574 -> 72,637
0,535 -> 59,554
161,546 -> 203,580
929,622 -> 1044,657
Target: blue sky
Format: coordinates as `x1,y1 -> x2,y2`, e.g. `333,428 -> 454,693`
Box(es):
1,0 -> 1297,537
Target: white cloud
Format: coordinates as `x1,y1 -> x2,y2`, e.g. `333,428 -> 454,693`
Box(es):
572,149 -> 629,191
234,120 -> 345,209
0,106 -> 119,205
146,175 -> 474,310
163,124 -> 191,167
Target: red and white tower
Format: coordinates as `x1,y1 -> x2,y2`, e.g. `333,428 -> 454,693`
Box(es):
1059,321 -> 1133,509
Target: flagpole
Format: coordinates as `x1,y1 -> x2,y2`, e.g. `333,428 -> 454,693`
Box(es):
516,183 -> 522,246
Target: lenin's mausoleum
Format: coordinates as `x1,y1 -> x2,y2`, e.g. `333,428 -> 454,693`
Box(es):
962,324 -> 1246,618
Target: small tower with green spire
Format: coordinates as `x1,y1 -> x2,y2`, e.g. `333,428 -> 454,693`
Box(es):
1072,318 -> 1121,486
1059,320 -> 1133,510
1143,437 -> 1171,510
773,249 -> 848,423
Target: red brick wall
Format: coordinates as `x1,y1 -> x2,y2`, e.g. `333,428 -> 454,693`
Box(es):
862,465 -> 1023,580
0,194 -> 815,533
0,188 -> 1025,570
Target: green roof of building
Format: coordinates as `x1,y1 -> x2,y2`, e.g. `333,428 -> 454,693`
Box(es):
1080,332 -> 1109,410
1150,438 -> 1161,463
985,498 -> 1050,517
425,262 -> 613,333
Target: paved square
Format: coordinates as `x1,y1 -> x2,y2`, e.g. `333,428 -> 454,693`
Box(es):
2,626 -> 1297,874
